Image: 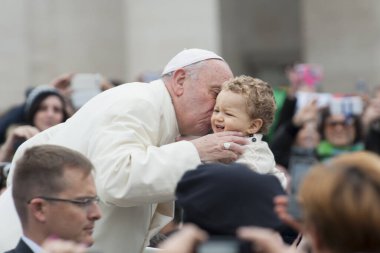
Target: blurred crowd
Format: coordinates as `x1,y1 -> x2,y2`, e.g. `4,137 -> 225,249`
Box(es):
0,73 -> 120,192
155,63 -> 380,253
1,54 -> 380,253
269,63 -> 380,173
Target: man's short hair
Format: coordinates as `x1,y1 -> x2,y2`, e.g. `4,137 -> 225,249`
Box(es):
222,75 -> 276,134
12,144 -> 94,225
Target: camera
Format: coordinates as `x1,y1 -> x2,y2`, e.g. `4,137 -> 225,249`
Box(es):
197,236 -> 252,253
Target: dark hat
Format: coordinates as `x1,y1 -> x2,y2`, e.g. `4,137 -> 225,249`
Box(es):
175,163 -> 285,236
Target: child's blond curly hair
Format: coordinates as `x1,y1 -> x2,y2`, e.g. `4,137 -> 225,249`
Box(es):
222,75 -> 276,134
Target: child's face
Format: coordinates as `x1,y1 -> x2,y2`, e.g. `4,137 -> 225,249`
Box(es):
211,90 -> 255,135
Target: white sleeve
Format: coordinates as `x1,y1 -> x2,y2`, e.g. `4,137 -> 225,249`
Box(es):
87,100 -> 201,207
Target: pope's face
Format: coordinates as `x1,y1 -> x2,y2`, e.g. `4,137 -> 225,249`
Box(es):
176,60 -> 233,136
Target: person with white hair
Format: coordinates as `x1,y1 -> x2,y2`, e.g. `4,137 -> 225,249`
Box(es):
0,48 -> 247,253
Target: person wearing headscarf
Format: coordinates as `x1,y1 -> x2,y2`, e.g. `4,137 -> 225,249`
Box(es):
0,86 -> 67,162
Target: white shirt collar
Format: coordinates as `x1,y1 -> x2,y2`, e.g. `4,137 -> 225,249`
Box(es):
21,235 -> 43,253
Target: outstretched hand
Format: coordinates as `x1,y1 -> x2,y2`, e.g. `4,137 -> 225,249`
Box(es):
8,125 -> 39,141
49,73 -> 74,98
274,195 -> 303,232
159,224 -> 208,253
237,226 -> 293,253
0,125 -> 40,162
362,98 -> 380,133
292,99 -> 319,127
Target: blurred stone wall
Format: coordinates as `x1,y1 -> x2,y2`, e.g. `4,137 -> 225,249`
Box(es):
220,0 -> 302,87
124,0 -> 221,82
302,0 -> 380,93
0,0 -> 220,112
1,0 -> 380,112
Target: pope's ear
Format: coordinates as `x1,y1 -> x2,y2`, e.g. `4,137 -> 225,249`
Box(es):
247,119 -> 263,134
171,69 -> 186,96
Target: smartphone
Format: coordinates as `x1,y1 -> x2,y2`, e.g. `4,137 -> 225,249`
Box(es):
71,73 -> 102,110
197,237 -> 252,253
287,148 -> 317,220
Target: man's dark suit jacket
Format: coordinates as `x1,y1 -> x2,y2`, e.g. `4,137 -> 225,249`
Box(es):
4,239 -> 33,253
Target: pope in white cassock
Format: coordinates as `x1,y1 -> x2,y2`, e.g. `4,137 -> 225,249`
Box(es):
0,49 -> 248,253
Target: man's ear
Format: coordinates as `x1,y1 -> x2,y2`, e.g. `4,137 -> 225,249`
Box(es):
171,69 -> 186,97
29,199 -> 48,223
247,119 -> 263,135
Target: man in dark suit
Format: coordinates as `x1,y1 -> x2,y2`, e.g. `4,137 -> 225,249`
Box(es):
5,145 -> 101,253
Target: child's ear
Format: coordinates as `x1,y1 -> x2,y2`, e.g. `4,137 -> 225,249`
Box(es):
247,119 -> 263,134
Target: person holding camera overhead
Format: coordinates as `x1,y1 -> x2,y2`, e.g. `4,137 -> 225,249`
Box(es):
270,98 -> 364,171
